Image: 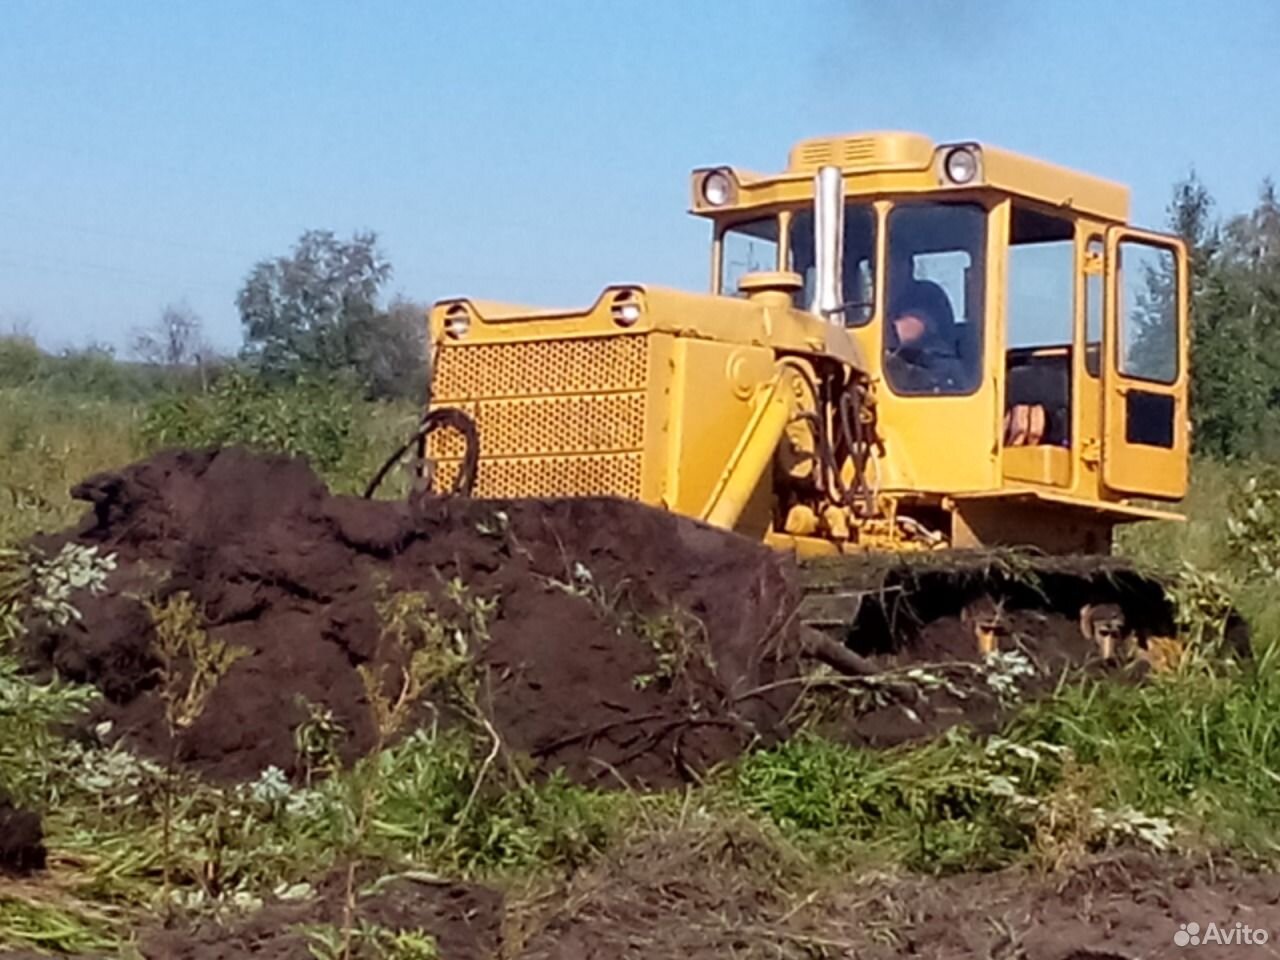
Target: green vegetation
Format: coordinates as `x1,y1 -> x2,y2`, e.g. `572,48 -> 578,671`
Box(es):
237,230 -> 428,401
1,466 -> 1280,952
0,364 -> 420,547
1166,175 -> 1280,459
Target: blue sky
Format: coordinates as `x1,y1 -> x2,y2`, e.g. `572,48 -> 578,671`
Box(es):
2,1 -> 1278,353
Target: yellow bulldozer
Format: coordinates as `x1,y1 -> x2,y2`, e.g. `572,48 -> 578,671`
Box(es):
391,131 -> 1195,655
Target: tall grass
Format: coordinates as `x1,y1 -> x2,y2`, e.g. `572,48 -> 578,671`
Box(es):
0,388 -> 142,543
1119,457 -> 1280,640
0,382 -> 421,547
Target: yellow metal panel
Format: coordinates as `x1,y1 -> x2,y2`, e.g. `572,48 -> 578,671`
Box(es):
868,198 -> 1005,495
1100,227 -> 1189,501
1002,446 -> 1071,487
448,453 -> 645,500
432,334 -> 648,399
787,131 -> 934,173
951,488 -> 1184,523
873,390 -> 1001,493
980,146 -> 1130,224
693,131 -> 1131,227
659,337 -> 777,520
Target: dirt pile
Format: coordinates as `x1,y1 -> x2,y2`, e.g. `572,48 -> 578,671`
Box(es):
0,791 -> 45,875
142,874 -> 503,960
25,447 -> 802,786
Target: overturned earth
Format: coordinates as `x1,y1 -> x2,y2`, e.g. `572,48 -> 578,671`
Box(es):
21,446 -> 1176,788
25,447 -> 810,786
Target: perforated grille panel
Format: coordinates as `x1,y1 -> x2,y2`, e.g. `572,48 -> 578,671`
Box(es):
434,453 -> 644,500
427,334 -> 649,498
433,335 -> 648,399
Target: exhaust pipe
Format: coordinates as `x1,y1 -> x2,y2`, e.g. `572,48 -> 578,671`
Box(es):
811,165 -> 845,324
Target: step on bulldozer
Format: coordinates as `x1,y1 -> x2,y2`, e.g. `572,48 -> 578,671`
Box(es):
386,132 -> 1205,661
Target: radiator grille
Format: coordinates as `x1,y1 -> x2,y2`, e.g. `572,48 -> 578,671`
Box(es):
427,334 -> 649,498
432,334 -> 648,399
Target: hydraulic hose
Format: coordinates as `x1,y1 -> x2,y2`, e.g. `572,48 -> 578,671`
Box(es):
363,407 -> 480,499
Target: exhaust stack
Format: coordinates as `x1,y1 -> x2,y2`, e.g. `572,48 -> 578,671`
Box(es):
811,165 -> 845,323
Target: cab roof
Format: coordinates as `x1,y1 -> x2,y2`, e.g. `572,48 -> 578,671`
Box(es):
692,131 -> 1131,224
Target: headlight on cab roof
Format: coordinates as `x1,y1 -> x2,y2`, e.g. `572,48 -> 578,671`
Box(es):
700,169 -> 736,207
937,143 -> 983,186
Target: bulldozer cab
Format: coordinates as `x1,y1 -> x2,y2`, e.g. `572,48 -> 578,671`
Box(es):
698,132 -> 1189,552
421,131 -> 1187,558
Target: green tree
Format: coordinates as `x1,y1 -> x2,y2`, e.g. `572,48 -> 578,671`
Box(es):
1161,173 -> 1280,458
237,230 -> 425,398
1220,180 -> 1280,411
348,296 -> 430,402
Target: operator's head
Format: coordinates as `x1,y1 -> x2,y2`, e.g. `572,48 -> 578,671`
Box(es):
892,310 -> 929,346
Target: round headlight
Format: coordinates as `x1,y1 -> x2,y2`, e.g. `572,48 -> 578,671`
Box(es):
443,307 -> 471,339
701,170 -> 734,207
944,147 -> 979,185
609,291 -> 643,327
613,302 -> 641,327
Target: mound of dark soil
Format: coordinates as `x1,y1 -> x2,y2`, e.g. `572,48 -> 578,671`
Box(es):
26,447 -> 802,787
0,791 -> 45,875
142,874 -> 502,960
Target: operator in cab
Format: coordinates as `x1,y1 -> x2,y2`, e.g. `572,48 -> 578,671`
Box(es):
883,282 -> 973,394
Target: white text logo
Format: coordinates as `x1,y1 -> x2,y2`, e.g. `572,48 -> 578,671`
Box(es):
1174,921 -> 1270,947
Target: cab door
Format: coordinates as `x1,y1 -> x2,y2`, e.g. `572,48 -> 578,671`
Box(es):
1101,227 -> 1189,500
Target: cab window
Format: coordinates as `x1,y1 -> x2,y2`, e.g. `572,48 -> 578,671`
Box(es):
789,204 -> 877,325
720,218 -> 778,296
1005,206 -> 1074,446
884,203 -> 987,395
1117,240 -> 1178,384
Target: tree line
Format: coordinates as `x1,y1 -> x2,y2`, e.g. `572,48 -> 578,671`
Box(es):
1167,175 -> 1280,458
2,229 -> 429,404
4,187 -> 1280,461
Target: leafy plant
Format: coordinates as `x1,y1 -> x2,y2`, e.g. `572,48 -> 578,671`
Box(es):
1226,470 -> 1280,582
300,919 -> 438,960
1,543 -> 116,647
144,591 -> 249,910
335,581 -> 497,958
141,368 -> 365,476
295,696 -> 347,787
631,607 -> 708,693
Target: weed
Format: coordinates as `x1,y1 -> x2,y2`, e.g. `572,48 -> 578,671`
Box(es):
144,590 -> 248,910
147,592 -> 248,733
0,388 -> 144,544
1,543 -> 116,647
300,919 -> 439,960
295,695 -> 347,786
1225,469 -> 1280,582
137,369 -> 417,494
631,608 -> 709,693
1165,561 -> 1242,657
336,580 -> 500,958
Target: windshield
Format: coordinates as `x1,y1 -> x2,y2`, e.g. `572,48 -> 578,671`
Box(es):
883,202 -> 987,396
720,218 -> 780,297
718,204 -> 877,324
789,204 -> 877,325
